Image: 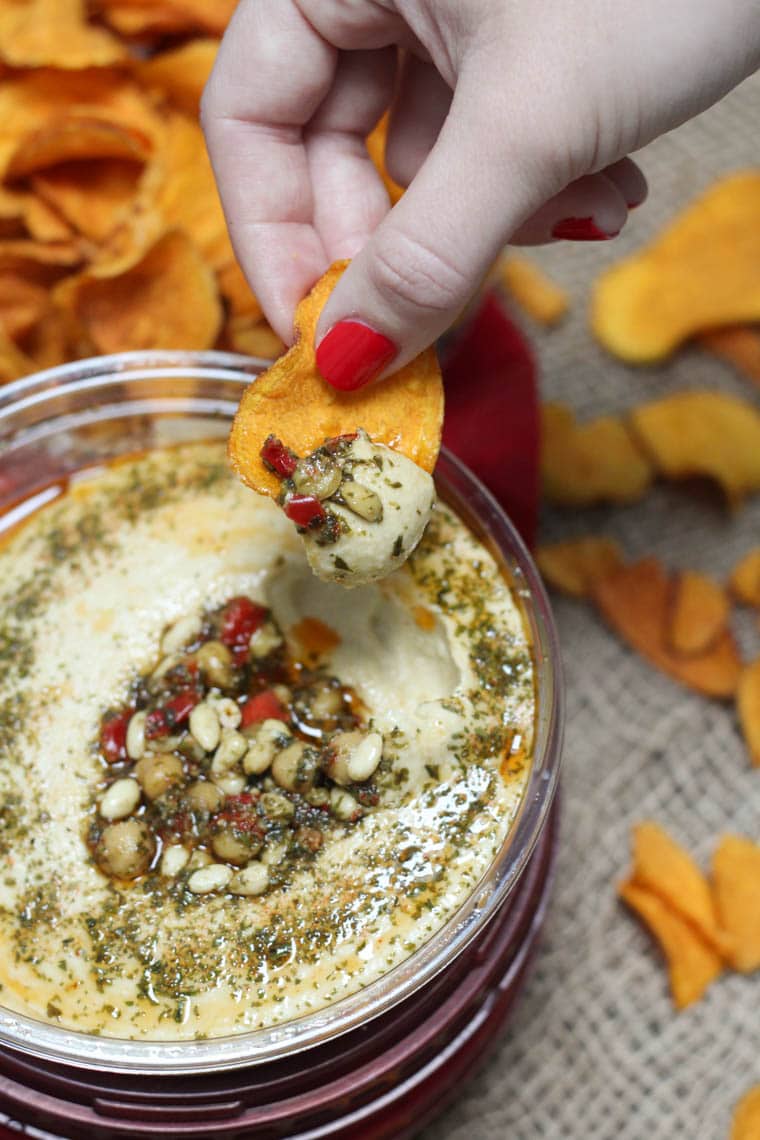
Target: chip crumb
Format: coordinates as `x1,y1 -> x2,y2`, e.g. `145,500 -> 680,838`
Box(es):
731,1084 -> 760,1140
712,835 -> 760,972
499,256 -> 569,326
730,548 -> 760,607
541,402 -> 653,507
737,659 -> 760,767
667,569 -> 729,657
536,536 -> 623,598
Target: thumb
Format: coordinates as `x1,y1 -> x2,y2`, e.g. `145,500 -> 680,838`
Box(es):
313,69 -> 553,390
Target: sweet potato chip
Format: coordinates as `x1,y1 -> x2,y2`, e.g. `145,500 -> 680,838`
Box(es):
223,315 -> 284,360
23,195 -> 74,242
667,570 -> 729,656
32,159 -> 143,243
591,172 -> 760,363
20,305 -> 73,370
732,1086 -> 760,1140
0,239 -> 83,273
536,536 -> 623,598
229,262 -> 443,497
730,548 -> 760,607
629,822 -> 728,956
593,558 -> 742,698
699,326 -> 760,386
5,117 -> 151,182
712,835 -> 760,972
499,256 -> 569,326
0,327 -> 34,382
217,260 -> 263,321
0,0 -> 127,69
0,271 -> 49,340
630,390 -> 760,506
135,39 -> 218,117
619,880 -> 723,1009
541,402 -> 653,506
737,659 -> 760,767
97,0 -> 236,37
56,229 -> 222,353
365,112 -> 404,205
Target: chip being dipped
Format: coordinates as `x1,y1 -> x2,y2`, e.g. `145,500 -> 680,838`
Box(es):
229,262 -> 444,586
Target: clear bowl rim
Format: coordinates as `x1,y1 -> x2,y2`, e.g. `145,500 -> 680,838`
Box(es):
0,350 -> 564,1074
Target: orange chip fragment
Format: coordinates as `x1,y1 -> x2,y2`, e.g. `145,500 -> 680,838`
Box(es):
712,835 -> 760,972
499,256 -> 569,326
5,117 -> 152,182
629,822 -> 728,955
730,548 -> 760,607
732,1086 -> 760,1140
32,159 -> 143,243
699,325 -> 760,386
365,113 -> 404,205
135,38 -> 218,117
56,229 -> 222,353
223,315 -> 284,361
667,570 -> 729,656
0,0 -> 127,69
229,262 -> 443,498
619,880 -> 723,1010
593,558 -> 742,698
0,271 -> 49,340
536,536 -> 623,598
591,172 -> 760,363
630,390 -> 760,506
737,659 -> 760,767
217,260 -> 263,322
541,402 -> 653,506
0,327 -> 34,382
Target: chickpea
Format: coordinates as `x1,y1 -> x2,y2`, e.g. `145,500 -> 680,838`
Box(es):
185,780 -> 224,815
195,640 -> 235,688
96,819 -> 155,879
135,753 -> 184,801
211,826 -> 262,866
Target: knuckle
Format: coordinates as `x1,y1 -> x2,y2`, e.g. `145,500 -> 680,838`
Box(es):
368,230 -> 469,317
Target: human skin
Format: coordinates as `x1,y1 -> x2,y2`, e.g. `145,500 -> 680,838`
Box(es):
202,0 -> 760,384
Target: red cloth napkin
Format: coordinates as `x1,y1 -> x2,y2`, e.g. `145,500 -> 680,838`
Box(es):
441,290 -> 540,550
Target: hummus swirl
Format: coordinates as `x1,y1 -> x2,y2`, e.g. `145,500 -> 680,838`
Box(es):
0,442 -> 534,1040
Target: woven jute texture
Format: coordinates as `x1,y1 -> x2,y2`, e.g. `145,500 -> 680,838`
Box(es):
430,71 -> 760,1140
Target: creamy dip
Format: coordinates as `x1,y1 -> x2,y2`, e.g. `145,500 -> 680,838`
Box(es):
0,442 -> 534,1040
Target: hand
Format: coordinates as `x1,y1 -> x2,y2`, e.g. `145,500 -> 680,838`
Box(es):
202,0 -> 760,388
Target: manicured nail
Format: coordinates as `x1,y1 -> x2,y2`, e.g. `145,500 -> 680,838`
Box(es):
315,319 -> 397,391
551,217 -> 618,241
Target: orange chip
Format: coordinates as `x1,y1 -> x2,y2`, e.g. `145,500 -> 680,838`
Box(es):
23,195 -> 74,242
712,835 -> 760,972
619,880 -> 723,1010
499,256 -> 569,326
56,229 -> 222,353
223,315 -> 285,361
541,402 -> 653,506
732,1086 -> 760,1140
536,536 -> 623,598
5,117 -> 152,182
730,548 -> 760,607
20,305 -> 73,371
667,570 -> 729,656
365,112 -> 404,205
699,325 -> 760,386
0,239 -> 83,274
229,262 -> 443,497
593,558 -> 742,698
97,0 -> 236,37
629,390 -> 760,506
32,159 -> 143,243
0,0 -> 127,69
217,260 -> 263,321
0,327 -> 34,382
629,822 -> 728,956
135,39 -> 218,117
591,172 -> 760,363
737,659 -> 760,767
0,271 -> 49,340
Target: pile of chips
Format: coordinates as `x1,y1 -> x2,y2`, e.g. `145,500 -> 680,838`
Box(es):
0,0 -> 285,383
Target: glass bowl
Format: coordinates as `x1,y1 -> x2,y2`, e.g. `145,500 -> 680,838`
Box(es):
0,351 -> 563,1075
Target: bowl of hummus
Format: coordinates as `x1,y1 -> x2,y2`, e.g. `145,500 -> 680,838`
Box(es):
0,351 -> 563,1077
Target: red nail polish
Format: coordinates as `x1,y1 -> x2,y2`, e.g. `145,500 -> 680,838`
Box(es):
551,217 -> 618,241
316,319 -> 397,391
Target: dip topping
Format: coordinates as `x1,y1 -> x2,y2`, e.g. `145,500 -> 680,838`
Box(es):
88,595 -> 379,895
262,428 -> 436,586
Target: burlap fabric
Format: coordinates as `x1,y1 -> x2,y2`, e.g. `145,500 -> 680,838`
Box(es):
430,71 -> 760,1140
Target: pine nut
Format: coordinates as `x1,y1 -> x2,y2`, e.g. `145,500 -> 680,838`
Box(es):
327,730 -> 383,785
260,791 -> 295,820
243,718 -> 289,775
189,702 -> 221,752
187,863 -> 233,894
214,772 -> 246,795
126,711 -> 147,760
261,840 -> 289,866
249,621 -> 283,659
187,848 -> 212,871
195,640 -> 234,688
272,740 -> 317,792
293,453 -> 342,500
229,862 -> 270,897
161,612 -> 202,656
161,844 -> 190,876
211,729 -> 248,776
340,480 -> 383,522
330,787 -> 362,822
212,697 -> 242,731
100,778 -> 141,821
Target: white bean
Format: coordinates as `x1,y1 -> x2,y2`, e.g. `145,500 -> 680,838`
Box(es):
229,862 -> 270,897
100,778 -> 140,821
211,729 -> 248,777
187,863 -> 233,894
161,844 -> 190,877
243,718 -> 289,775
189,702 -> 221,753
161,612 -> 202,656
125,711 -> 147,761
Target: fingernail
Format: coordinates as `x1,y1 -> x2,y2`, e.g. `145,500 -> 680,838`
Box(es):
316,319 -> 397,391
626,197 -> 644,210
551,217 -> 618,241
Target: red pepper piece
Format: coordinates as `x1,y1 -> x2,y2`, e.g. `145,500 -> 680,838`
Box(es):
284,494 -> 326,528
325,432 -> 358,449
220,596 -> 267,663
260,435 -> 298,478
100,709 -> 131,763
241,690 -> 287,728
214,793 -> 264,837
145,691 -> 200,739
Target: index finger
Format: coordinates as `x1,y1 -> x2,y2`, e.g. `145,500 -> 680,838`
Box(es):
202,0 -> 337,342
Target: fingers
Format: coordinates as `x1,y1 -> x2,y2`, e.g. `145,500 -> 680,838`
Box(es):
509,158 -> 648,244
383,54 -> 452,189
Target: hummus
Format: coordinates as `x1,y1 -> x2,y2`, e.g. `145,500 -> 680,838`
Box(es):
0,441 -> 534,1040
